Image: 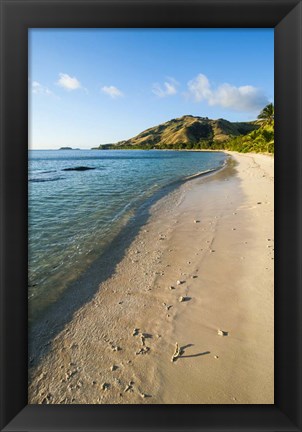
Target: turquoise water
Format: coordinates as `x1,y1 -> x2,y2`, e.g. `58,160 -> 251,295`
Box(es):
28,149 -> 226,322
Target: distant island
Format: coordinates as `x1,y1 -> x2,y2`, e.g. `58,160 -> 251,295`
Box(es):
94,105 -> 274,153
59,147 -> 80,150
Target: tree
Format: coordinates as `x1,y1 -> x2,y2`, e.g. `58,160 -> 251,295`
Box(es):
257,103 -> 274,126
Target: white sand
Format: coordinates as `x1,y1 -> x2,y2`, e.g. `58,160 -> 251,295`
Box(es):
29,152 -> 274,404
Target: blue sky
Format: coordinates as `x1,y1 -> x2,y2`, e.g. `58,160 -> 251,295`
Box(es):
29,29 -> 274,149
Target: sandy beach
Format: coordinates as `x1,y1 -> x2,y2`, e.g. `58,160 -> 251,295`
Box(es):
29,151 -> 274,405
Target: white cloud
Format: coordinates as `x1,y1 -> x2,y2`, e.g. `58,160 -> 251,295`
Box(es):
101,85 -> 123,98
32,81 -> 53,96
152,78 -> 178,98
187,73 -> 268,112
57,73 -> 81,90
187,74 -> 211,101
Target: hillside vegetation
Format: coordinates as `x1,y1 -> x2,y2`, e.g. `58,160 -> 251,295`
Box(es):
97,104 -> 274,154
221,123 -> 274,153
220,104 -> 274,153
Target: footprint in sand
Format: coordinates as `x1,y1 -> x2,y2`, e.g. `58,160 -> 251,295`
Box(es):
102,383 -> 110,391
124,381 -> 134,392
135,346 -> 150,355
111,345 -> 122,352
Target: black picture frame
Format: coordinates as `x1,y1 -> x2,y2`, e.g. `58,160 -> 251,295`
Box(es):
0,0 -> 301,431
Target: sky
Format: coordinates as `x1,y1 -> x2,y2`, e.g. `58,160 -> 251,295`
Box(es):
29,29 -> 274,149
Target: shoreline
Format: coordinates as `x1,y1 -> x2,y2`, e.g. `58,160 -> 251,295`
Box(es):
28,155 -> 227,331
29,151 -> 274,404
28,150 -> 226,326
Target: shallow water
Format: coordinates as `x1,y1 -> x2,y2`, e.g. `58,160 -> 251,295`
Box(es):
28,149 -> 226,322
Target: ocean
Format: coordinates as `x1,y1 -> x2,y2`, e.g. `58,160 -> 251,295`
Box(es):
28,149 -> 226,323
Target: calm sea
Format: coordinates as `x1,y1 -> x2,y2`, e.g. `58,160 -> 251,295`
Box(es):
28,149 -> 226,323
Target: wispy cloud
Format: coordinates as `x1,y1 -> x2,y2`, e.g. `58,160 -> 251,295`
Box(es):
187,73 -> 268,112
101,85 -> 123,98
152,77 -> 179,98
31,81 -> 54,96
57,73 -> 82,91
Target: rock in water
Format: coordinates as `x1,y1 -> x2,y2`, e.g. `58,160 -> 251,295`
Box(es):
62,166 -> 96,171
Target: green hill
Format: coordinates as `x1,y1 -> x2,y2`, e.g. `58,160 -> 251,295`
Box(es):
98,115 -> 258,150
96,104 -> 274,153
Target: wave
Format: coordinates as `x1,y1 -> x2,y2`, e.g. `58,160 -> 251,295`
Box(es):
29,176 -> 65,183
40,170 -> 57,174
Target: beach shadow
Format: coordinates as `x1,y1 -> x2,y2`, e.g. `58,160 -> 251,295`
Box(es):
177,344 -> 210,360
142,333 -> 153,339
179,343 -> 194,355
180,351 -> 210,359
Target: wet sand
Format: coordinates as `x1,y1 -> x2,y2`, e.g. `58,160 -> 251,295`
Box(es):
29,152 -> 274,404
